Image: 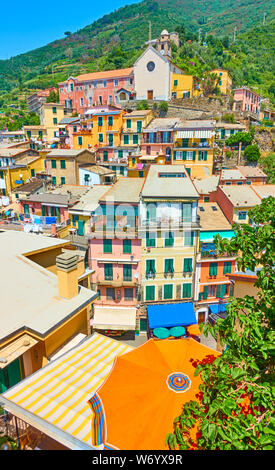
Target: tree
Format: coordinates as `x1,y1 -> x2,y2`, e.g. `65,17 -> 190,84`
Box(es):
225,131 -> 253,147
259,152 -> 275,184
167,197 -> 275,450
159,101 -> 168,116
201,72 -> 219,97
243,144 -> 261,163
46,90 -> 59,103
137,100 -> 149,110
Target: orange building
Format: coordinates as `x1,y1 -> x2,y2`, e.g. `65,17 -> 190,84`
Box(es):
195,202 -> 236,324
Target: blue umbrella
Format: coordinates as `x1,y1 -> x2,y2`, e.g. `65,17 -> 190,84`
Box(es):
169,326 -> 186,338
153,327 -> 170,339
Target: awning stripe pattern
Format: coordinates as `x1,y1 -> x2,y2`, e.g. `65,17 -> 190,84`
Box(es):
3,333 -> 133,445
176,130 -> 214,138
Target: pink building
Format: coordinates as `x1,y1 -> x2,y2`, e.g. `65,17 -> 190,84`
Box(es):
58,68 -> 135,114
140,118 -> 182,162
233,87 -> 261,116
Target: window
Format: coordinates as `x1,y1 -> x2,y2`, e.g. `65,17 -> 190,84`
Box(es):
198,151 -> 207,161
108,134 -> 114,146
53,118 -> 58,125
164,259 -> 174,274
209,262 -> 218,276
137,121 -> 142,133
204,196 -> 210,202
238,211 -> 247,220
104,264 -> 113,281
31,169 -> 35,177
106,287 -> 115,300
73,126 -> 77,133
103,81 -> 107,88
80,98 -> 84,106
78,136 -> 83,146
123,135 -> 129,145
23,204 -> 30,215
126,119 -> 131,129
124,288 -> 133,300
109,95 -> 113,104
146,285 -> 155,301
164,231 -> 174,247
61,177 -> 65,185
52,106 -> 57,114
51,176 -> 56,185
51,159 -> 56,169
182,283 -> 192,298
123,264 -> 132,281
98,116 -> 103,126
103,239 -> 112,253
123,239 -> 132,254
147,61 -> 155,72
146,232 -> 156,247
103,150 -> 108,162
60,160 -> 66,169
146,259 -> 156,276
184,231 -> 195,246
108,116 -> 113,126
223,261 -> 232,274
186,151 -> 196,161
114,79 -> 118,86
163,284 -> 173,299
133,134 -> 138,145
140,317 -> 147,332
183,258 -> 193,273
38,131 -> 43,139
70,83 -> 74,92
118,150 -> 123,159
174,79 -> 178,86
98,134 -> 103,143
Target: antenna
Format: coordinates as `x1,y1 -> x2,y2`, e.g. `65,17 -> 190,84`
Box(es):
263,11 -> 267,25
148,21 -> 152,42
198,28 -> 202,43
233,26 -> 237,42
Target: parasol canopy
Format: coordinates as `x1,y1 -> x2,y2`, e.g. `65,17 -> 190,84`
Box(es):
187,324 -> 202,336
153,327 -> 170,339
169,326 -> 186,337
88,338 -> 219,450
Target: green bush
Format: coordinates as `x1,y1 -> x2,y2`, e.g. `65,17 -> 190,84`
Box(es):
243,144 -> 261,163
137,100 -> 149,110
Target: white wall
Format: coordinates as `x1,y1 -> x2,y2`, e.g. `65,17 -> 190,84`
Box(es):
79,168 -> 100,186
134,48 -> 170,101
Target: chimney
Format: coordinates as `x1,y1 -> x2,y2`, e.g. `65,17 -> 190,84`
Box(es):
56,252 -> 79,299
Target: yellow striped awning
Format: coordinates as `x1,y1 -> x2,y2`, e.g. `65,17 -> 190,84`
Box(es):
3,333 -> 133,446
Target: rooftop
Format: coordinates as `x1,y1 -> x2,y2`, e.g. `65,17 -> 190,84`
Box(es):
141,165 -> 199,199
80,164 -> 115,176
0,148 -> 29,157
144,117 -> 182,132
216,122 -> 246,130
100,177 -> 144,204
237,166 -> 267,178
66,67 -> 133,84
69,185 -> 110,213
198,202 -> 232,231
124,110 -> 152,118
252,184 -> 275,199
220,169 -> 246,181
0,231 -> 96,343
11,179 -> 44,194
193,175 -> 219,195
51,185 -> 89,198
46,149 -> 93,158
219,185 -> 261,207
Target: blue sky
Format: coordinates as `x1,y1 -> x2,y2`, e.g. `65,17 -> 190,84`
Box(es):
0,0 -> 138,60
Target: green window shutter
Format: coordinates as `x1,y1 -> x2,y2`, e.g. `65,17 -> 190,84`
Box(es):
220,284 -> 227,298
78,136 -> 83,146
198,151 -> 202,161
103,239 -> 112,253
118,150 -> 123,158
23,204 -> 30,215
50,206 -> 55,217
126,119 -> 131,129
193,151 -> 196,161
174,80 -> 178,86
182,283 -> 192,298
123,135 -> 129,145
123,239 -> 132,254
51,176 -> 56,185
60,160 -> 66,169
108,116 -> 113,126
216,285 -> 222,298
137,121 -> 142,132
146,232 -> 156,247
230,283 -> 234,296
133,134 -> 138,145
223,261 -> 232,274
209,262 -> 218,276
184,231 -> 194,246
108,134 -> 114,145
104,263 -> 113,280
146,259 -> 156,275
165,232 -> 174,247
61,177 -> 65,185
146,285 -> 155,301
173,151 -> 177,161
198,292 -> 203,301
164,259 -> 174,274
182,203 -> 192,222
98,134 -> 103,143
183,258 -> 193,273
53,118 -> 57,125
51,159 -> 56,169
123,264 -> 132,281
182,151 -> 187,160
52,107 -> 57,114
31,169 -> 35,177
103,150 -> 108,162
163,284 -> 173,299
98,116 -> 103,126
41,206 -> 46,216
203,285 -> 208,299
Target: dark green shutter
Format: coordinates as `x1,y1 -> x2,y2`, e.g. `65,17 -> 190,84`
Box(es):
182,283 -> 192,298
123,239 -> 131,254
209,262 -> 218,276
146,285 -> 155,301
184,258 -> 193,272
123,264 -> 132,281
104,263 -> 113,280
103,239 -> 112,253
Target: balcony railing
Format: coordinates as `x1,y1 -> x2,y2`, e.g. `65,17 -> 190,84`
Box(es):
140,216 -> 200,228
142,137 -> 173,144
200,250 -> 236,259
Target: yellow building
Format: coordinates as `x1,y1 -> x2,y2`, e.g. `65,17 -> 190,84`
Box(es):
23,125 -> 47,145
45,148 -> 95,186
0,155 -> 45,197
0,231 -> 97,394
73,107 -> 125,150
173,120 -> 215,178
140,165 -> 200,303
210,69 -> 232,95
39,102 -> 69,142
171,73 -> 201,99
121,110 -> 153,148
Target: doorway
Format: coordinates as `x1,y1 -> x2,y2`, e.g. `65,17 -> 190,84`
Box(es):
147,90 -> 153,100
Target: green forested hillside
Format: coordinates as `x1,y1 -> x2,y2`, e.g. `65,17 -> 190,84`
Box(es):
0,0 -> 274,113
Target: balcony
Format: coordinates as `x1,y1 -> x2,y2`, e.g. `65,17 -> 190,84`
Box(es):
140,216 -> 200,229
144,271 -> 193,280
198,251 -> 236,261
142,137 -> 173,144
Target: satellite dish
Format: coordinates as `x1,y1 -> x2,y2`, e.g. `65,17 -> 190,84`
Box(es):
134,273 -> 139,279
